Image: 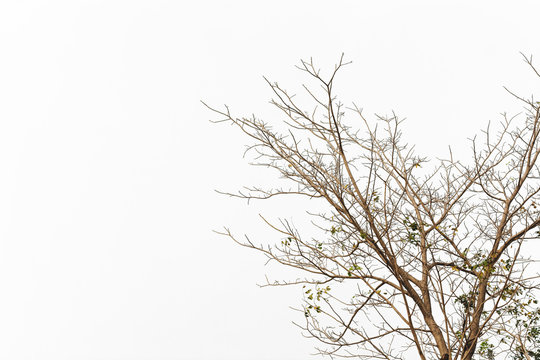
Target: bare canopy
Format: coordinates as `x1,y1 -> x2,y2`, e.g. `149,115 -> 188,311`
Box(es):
206,54 -> 540,360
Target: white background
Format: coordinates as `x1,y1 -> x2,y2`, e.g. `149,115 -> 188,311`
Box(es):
0,1 -> 539,359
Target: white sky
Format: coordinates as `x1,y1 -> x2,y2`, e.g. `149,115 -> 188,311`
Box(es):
0,1 -> 540,359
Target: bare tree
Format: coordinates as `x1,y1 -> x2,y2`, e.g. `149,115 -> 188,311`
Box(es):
205,54 -> 540,360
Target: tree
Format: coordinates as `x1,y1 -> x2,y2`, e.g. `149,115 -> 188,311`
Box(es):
205,54 -> 540,360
